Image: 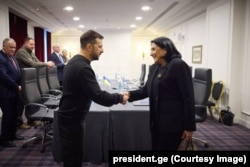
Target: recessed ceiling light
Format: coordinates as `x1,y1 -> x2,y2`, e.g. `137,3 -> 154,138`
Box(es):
135,16 -> 142,20
141,6 -> 151,11
130,24 -> 137,28
63,6 -> 74,11
79,25 -> 85,28
73,17 -> 80,21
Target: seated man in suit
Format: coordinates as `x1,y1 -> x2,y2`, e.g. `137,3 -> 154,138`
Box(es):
48,44 -> 65,86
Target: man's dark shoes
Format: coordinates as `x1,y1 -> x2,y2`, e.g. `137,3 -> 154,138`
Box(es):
1,141 -> 16,147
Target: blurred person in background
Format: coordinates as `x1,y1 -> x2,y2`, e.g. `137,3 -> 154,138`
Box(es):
61,49 -> 69,63
48,44 -> 65,86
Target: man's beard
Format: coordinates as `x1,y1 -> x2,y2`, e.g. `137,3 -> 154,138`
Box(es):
91,52 -> 99,61
25,48 -> 32,54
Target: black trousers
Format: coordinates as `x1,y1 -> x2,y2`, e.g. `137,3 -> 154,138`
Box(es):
17,94 -> 25,126
151,129 -> 183,151
57,113 -> 85,167
0,97 -> 18,141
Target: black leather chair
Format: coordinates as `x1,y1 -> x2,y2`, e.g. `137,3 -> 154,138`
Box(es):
20,68 -> 57,153
207,81 -> 225,119
192,68 -> 212,148
139,64 -> 146,87
46,67 -> 62,91
37,67 -> 62,98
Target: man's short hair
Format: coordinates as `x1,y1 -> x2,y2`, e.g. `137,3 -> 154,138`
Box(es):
24,37 -> 34,43
2,38 -> 15,46
80,30 -> 104,49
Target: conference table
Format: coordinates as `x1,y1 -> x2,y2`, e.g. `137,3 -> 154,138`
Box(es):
52,81 -> 151,164
109,103 -> 151,151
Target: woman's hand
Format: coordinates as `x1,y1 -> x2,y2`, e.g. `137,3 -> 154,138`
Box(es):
182,130 -> 193,140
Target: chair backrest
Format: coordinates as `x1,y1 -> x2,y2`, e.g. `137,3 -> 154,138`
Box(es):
37,67 -> 50,95
139,64 -> 146,86
211,81 -> 225,101
193,68 -> 212,105
193,68 -> 212,122
46,67 -> 61,90
21,68 -> 42,104
189,66 -> 193,77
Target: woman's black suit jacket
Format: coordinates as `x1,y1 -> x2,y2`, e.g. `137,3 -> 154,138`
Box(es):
129,57 -> 196,134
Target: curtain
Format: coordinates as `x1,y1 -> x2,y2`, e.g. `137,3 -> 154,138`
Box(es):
46,31 -> 51,60
9,12 -> 27,51
34,27 -> 45,62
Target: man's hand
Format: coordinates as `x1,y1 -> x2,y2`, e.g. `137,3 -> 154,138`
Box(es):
47,61 -> 55,67
121,94 -> 129,105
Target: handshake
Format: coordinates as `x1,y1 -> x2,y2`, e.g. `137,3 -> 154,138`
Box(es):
121,92 -> 130,105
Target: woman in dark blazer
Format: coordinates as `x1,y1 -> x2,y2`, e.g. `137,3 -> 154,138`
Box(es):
128,37 -> 196,150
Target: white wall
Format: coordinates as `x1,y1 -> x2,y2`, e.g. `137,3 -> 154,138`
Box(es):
27,23 -> 35,38
92,30 -> 132,80
185,14 -> 207,67
0,4 -> 10,42
52,29 -> 82,57
166,14 -> 207,73
240,0 -> 250,127
206,0 -> 231,84
52,29 -> 133,79
130,30 -> 158,80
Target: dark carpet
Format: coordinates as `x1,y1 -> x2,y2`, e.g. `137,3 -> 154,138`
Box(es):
0,116 -> 250,166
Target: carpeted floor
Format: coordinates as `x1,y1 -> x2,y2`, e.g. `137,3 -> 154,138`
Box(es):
0,116 -> 250,166
192,117 -> 250,151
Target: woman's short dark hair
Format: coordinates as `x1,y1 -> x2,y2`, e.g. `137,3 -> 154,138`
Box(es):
151,37 -> 181,62
80,30 -> 104,49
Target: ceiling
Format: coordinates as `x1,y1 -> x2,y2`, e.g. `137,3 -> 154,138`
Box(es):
1,0 -> 216,34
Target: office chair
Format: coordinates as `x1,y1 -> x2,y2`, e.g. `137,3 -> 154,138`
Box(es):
21,68 -> 57,153
207,81 -> 225,119
139,64 -> 146,87
46,67 -> 62,91
192,68 -> 212,148
36,67 -> 62,98
189,66 -> 193,77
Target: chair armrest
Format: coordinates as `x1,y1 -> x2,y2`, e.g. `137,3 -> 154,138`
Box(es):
41,94 -> 58,100
195,104 -> 206,109
49,89 -> 62,95
41,96 -> 58,101
26,103 -> 48,112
